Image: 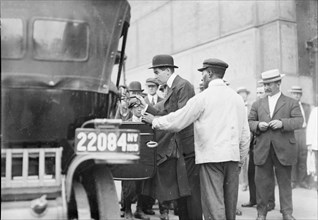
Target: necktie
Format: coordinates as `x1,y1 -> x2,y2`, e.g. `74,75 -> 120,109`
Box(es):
151,96 -> 155,105
299,102 -> 306,128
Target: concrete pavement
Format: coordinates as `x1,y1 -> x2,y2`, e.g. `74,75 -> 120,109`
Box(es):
122,184 -> 317,220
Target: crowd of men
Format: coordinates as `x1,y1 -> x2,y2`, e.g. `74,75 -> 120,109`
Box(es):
115,54 -> 318,220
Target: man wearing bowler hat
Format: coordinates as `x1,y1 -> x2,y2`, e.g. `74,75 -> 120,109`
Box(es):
249,69 -> 303,220
138,54 -> 202,220
143,58 -> 250,220
289,86 -> 312,189
128,81 -> 145,96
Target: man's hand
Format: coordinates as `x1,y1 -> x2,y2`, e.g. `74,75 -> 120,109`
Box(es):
268,120 -> 283,130
258,122 -> 269,131
135,94 -> 147,107
142,112 -> 155,124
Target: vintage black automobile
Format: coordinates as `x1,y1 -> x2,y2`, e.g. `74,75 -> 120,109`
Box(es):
1,0 -> 156,219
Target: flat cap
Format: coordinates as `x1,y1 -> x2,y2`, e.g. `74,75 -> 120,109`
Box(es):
146,78 -> 160,86
198,58 -> 229,72
128,97 -> 142,109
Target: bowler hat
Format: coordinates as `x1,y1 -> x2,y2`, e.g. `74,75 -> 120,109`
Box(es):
198,58 -> 229,72
258,69 -> 285,84
236,87 -> 250,95
289,86 -> 303,94
146,78 -> 160,86
128,81 -> 144,92
149,54 -> 178,69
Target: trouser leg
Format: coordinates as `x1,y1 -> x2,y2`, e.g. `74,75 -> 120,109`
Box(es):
178,156 -> 202,220
271,147 -> 293,215
255,150 -> 275,216
248,148 -> 256,204
200,162 -> 239,220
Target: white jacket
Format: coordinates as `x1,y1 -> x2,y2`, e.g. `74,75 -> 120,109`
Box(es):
153,79 -> 250,165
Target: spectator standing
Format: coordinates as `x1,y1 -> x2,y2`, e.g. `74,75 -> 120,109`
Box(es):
242,86 -> 276,212
289,86 -> 312,189
237,86 -> 251,192
145,78 -> 163,106
143,58 -> 250,220
248,69 -> 303,220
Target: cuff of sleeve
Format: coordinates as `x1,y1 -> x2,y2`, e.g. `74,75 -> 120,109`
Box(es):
152,118 -> 159,129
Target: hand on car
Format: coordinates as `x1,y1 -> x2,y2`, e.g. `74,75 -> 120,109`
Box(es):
142,112 -> 155,124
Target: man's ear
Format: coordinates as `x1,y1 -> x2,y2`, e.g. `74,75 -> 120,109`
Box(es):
208,70 -> 213,79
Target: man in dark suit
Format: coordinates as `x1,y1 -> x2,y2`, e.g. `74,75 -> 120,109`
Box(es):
242,86 -> 276,211
138,54 -> 202,220
289,86 -> 312,189
249,69 -> 303,220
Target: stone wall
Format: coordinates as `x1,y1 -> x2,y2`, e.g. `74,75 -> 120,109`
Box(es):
119,0 -> 317,104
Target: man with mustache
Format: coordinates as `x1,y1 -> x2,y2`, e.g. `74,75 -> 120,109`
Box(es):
248,69 -> 303,220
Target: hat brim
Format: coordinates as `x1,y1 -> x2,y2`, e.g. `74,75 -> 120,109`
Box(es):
258,74 -> 285,84
237,90 -> 250,95
288,90 -> 302,93
149,64 -> 178,69
197,67 -> 207,72
146,82 -> 159,86
129,89 -> 144,92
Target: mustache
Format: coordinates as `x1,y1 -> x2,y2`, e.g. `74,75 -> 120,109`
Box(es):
265,89 -> 272,92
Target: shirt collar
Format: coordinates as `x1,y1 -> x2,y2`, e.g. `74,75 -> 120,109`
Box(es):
167,72 -> 177,88
268,91 -> 281,99
208,79 -> 226,87
148,93 -> 158,100
132,115 -> 142,122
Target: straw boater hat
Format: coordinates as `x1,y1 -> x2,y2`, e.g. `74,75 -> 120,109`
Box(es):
149,54 -> 179,69
236,87 -> 250,95
258,69 -> 285,84
289,86 -> 303,94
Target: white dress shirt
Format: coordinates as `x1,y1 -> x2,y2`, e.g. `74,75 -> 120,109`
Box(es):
299,102 -> 307,128
132,115 -> 142,122
152,79 -> 250,165
306,107 -> 317,150
268,91 -> 282,118
147,94 -> 159,105
166,72 -> 177,88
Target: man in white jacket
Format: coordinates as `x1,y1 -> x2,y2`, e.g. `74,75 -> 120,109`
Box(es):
142,58 -> 250,220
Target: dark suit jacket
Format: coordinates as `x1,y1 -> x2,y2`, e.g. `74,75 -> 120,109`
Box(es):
248,93 -> 303,166
146,75 -> 195,157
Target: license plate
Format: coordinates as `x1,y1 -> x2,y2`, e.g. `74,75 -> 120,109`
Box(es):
75,128 -> 140,153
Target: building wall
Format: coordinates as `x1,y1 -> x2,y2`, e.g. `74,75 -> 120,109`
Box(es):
121,0 -> 317,105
